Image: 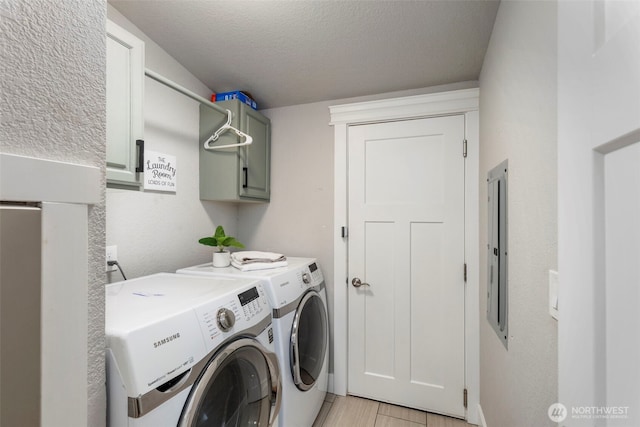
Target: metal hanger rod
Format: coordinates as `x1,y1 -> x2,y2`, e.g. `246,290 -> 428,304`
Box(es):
144,68 -> 229,116
145,68 -> 251,151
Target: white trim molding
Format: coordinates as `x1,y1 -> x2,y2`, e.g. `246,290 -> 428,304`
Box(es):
330,88 -> 479,125
0,153 -> 101,204
0,153 -> 100,427
329,88 -> 480,424
477,404 -> 488,427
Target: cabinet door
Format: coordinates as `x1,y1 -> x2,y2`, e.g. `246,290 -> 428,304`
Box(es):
199,103 -> 240,201
106,20 -> 144,187
239,104 -> 271,200
199,100 -> 270,202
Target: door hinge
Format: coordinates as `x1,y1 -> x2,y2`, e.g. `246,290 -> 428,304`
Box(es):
464,263 -> 467,282
463,139 -> 468,158
341,226 -> 348,238
463,388 -> 468,408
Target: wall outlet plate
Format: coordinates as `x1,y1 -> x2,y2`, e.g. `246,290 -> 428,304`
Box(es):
106,245 -> 118,272
549,269 -> 559,320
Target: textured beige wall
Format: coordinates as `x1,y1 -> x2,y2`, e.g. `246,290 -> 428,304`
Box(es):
237,100 -> 335,274
0,0 -> 107,425
478,1 -> 558,426
106,5 -> 239,281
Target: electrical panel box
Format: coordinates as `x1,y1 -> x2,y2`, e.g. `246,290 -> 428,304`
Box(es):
487,159 -> 508,348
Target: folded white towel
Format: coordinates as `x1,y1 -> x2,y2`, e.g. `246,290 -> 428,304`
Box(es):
231,259 -> 288,272
231,251 -> 286,265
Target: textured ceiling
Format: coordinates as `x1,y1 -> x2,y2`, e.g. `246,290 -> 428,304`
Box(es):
109,0 -> 500,109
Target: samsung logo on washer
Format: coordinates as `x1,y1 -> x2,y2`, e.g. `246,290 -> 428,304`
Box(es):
154,332 -> 181,348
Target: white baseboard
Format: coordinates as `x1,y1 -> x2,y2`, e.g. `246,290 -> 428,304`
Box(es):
477,404 -> 487,427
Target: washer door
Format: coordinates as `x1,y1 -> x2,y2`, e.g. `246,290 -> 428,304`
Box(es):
290,291 -> 328,391
179,337 -> 281,427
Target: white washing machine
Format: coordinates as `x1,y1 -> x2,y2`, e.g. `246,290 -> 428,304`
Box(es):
177,257 -> 329,427
106,273 -> 281,427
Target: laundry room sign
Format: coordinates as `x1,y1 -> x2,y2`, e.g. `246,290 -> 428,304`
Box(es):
144,150 -> 177,192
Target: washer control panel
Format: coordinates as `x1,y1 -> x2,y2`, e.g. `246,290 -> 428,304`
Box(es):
216,307 -> 236,331
195,284 -> 268,352
238,285 -> 264,320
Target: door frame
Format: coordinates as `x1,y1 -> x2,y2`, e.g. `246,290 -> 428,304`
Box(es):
329,88 -> 480,424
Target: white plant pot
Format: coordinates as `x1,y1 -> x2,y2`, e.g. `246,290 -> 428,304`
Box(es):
212,251 -> 231,268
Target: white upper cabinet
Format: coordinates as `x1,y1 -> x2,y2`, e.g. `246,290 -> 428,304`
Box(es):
106,20 -> 144,188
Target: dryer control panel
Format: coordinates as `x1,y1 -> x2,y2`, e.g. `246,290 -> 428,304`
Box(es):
296,261 -> 324,290
306,261 -> 324,284
250,259 -> 325,308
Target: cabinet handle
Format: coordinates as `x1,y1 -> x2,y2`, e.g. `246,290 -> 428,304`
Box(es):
242,167 -> 248,188
135,139 -> 144,173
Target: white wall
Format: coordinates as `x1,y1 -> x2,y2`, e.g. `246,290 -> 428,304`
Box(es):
0,1 -> 106,425
238,101 -> 335,276
478,1 -> 558,426
106,6 -> 238,281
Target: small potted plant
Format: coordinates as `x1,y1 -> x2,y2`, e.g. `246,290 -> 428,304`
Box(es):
198,225 -> 245,267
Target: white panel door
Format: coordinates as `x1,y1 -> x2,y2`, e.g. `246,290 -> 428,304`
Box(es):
347,115 -> 466,417
558,1 -> 640,423
605,140 -> 640,423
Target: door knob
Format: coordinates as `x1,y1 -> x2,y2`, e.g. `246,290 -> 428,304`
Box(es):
351,277 -> 370,288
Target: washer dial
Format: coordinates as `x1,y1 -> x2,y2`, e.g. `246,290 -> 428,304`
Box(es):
216,308 -> 235,331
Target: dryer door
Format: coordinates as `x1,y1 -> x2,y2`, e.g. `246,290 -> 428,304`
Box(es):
178,337 -> 281,427
290,291 -> 328,391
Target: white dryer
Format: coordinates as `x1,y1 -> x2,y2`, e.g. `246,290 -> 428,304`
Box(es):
106,273 -> 281,427
177,258 -> 329,427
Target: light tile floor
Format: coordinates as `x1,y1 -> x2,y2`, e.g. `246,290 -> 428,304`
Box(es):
312,394 -> 474,427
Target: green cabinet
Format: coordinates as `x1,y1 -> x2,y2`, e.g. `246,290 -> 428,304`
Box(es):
199,100 -> 271,202
106,20 -> 144,188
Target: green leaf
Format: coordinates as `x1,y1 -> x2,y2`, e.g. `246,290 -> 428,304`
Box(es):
222,237 -> 245,249
214,225 -> 226,239
198,237 -> 218,247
